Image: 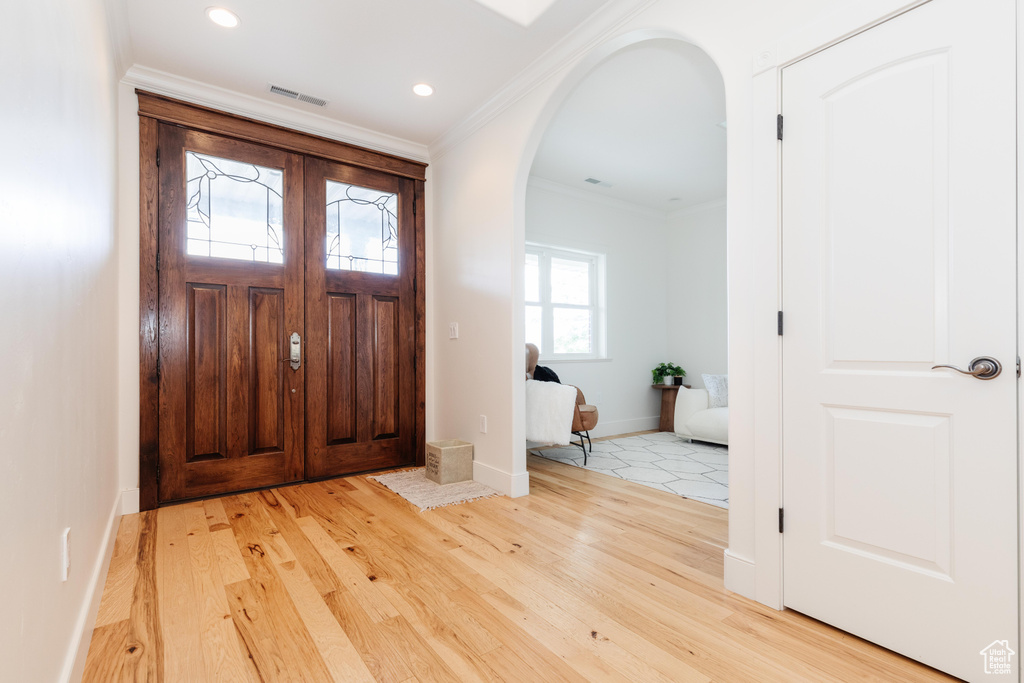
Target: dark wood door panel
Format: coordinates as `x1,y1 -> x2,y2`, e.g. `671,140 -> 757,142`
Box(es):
248,287 -> 286,454
185,261 -> 290,287
304,158 -> 417,479
158,124 -> 305,502
182,453 -> 295,499
186,283 -> 227,461
305,440 -> 407,481
372,295 -> 399,440
322,271 -> 402,296
326,293 -> 357,445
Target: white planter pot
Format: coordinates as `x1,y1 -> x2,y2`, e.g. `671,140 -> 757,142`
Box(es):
663,376 -> 674,386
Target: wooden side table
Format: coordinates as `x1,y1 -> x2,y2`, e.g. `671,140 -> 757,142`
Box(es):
653,384 -> 691,432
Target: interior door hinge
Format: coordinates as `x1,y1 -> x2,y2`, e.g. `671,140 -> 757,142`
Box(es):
777,114 -> 783,141
777,311 -> 783,336
156,148 -> 161,167
779,508 -> 784,533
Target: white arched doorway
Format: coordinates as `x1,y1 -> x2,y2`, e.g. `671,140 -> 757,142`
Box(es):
513,32 -> 728,507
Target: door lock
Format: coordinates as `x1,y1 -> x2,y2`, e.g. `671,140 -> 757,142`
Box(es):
289,332 -> 301,371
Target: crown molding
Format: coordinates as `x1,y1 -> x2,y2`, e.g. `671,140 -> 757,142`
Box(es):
122,65 -> 430,163
102,0 -> 134,79
528,176 -> 668,219
667,197 -> 727,221
428,0 -> 658,160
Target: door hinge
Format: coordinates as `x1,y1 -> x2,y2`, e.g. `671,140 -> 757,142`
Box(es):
156,148 -> 161,167
779,508 -> 784,533
777,114 -> 783,141
777,311 -> 784,336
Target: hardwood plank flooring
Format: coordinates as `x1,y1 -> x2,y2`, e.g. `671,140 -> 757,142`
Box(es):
84,454 -> 956,682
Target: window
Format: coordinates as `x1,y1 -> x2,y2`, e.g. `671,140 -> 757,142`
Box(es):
185,151 -> 285,264
525,244 -> 605,359
325,180 -> 399,275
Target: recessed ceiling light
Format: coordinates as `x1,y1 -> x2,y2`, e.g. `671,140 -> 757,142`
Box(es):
413,83 -> 434,97
206,7 -> 240,28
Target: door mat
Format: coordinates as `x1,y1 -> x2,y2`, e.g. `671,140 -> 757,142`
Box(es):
368,467 -> 500,511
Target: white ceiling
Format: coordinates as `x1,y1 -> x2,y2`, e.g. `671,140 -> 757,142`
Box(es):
529,39 -> 726,212
125,0 -> 613,145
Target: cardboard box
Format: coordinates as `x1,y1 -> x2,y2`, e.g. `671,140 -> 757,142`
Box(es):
425,440 -> 474,484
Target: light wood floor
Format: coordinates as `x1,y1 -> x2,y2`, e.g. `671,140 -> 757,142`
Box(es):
83,454 -> 955,682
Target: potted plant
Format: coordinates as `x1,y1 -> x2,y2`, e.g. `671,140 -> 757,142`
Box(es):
671,364 -> 687,385
652,362 -> 686,386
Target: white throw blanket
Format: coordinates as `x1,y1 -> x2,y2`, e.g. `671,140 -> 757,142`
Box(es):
525,379 -> 578,445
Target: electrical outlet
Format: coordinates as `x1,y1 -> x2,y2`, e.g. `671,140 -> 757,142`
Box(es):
479,414 -> 488,433
61,527 -> 71,582
449,322 -> 459,339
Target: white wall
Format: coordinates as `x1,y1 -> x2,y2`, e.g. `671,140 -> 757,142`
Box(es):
117,82 -> 141,507
667,200 -> 728,388
525,178 -> 667,436
428,0 -> 852,598
0,0 -> 122,680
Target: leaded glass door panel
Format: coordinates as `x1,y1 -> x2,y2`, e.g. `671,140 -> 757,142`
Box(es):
304,159 -> 416,478
157,125 -> 305,501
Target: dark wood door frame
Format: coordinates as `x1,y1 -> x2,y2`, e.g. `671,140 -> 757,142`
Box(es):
138,91 -> 427,511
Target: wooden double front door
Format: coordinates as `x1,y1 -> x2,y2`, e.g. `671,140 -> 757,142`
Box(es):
143,97 -> 424,506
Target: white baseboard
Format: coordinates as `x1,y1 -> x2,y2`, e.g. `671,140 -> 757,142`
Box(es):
62,494 -> 122,683
723,549 -> 757,600
588,416 -> 659,439
473,460 -> 530,498
120,488 -> 140,515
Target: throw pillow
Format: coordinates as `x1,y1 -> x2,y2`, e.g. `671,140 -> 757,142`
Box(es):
702,374 -> 729,408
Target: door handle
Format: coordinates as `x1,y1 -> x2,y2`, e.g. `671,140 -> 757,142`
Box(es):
289,332 -> 301,371
931,356 -> 1001,380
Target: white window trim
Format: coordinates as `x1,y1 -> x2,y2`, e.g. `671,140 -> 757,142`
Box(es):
525,243 -> 607,360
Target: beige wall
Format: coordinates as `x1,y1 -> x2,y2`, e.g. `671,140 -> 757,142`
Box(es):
0,0 -> 122,680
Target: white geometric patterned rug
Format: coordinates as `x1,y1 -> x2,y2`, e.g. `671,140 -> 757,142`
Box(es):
530,432 -> 729,508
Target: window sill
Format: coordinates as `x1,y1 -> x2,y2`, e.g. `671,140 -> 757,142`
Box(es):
539,357 -> 613,364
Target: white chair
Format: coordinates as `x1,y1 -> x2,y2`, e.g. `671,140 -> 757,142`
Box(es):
672,388 -> 728,445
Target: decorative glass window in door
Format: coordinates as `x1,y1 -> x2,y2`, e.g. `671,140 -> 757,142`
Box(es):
185,152 -> 284,263
325,180 -> 398,275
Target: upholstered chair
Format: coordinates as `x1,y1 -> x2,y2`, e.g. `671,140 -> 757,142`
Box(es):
525,343 -> 599,462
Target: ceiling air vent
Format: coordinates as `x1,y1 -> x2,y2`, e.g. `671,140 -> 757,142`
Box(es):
584,177 -> 614,188
269,84 -> 328,107
297,93 -> 328,107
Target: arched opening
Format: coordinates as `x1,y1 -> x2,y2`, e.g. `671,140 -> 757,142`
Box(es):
515,34 -> 729,510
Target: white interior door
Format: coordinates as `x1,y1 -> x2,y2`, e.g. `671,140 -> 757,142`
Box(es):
781,1 -> 1017,680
